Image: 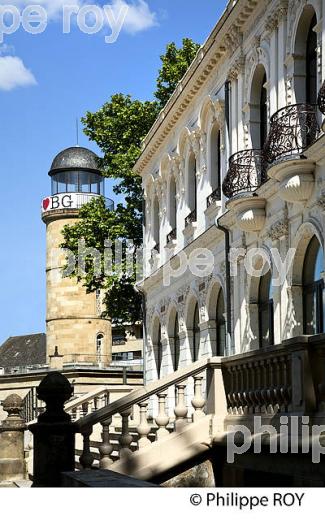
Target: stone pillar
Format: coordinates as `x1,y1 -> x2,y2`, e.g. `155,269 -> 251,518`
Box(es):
230,76 -> 238,154
237,63 -> 245,150
29,372 -> 76,487
277,9 -> 288,109
0,395 -> 26,481
269,26 -> 278,114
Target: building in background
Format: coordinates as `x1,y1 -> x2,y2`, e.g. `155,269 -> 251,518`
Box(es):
42,146 -> 113,367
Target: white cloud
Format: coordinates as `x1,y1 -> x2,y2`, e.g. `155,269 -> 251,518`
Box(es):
0,55 -> 37,91
111,0 -> 158,33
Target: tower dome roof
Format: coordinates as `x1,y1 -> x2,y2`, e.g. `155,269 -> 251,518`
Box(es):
49,146 -> 101,175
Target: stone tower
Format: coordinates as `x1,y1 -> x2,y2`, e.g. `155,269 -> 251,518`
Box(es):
42,146 -> 112,367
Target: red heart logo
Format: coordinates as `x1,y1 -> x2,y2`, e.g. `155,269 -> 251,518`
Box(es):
43,198 -> 50,211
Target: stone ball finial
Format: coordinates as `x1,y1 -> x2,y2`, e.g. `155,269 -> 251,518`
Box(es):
2,394 -> 23,416
37,372 -> 73,403
37,372 -> 73,423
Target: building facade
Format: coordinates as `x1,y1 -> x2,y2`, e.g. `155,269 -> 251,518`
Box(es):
137,0 -> 325,386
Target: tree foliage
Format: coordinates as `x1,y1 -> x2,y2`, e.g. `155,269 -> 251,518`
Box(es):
61,38 -> 200,324
155,38 -> 201,108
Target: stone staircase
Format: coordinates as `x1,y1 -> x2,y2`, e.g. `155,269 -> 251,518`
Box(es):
73,357 -> 226,483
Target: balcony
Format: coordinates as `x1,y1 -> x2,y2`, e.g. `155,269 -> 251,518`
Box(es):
42,193 -> 114,219
222,149 -> 266,232
222,149 -> 266,199
264,103 -> 319,164
264,103 -> 319,202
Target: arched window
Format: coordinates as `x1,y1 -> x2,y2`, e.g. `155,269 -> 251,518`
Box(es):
303,236 -> 325,334
306,13 -> 317,105
294,6 -> 318,104
172,314 -> 180,371
153,196 -> 160,252
210,124 -> 221,192
258,270 -> 274,348
193,303 -> 200,362
216,290 -> 226,356
250,65 -> 268,150
96,333 -> 104,363
169,176 -> 177,232
188,151 -> 197,214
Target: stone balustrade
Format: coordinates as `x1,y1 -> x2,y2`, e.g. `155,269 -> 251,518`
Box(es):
27,336 -> 325,485
66,387 -> 109,420
222,335 -> 325,418
75,358 -> 221,470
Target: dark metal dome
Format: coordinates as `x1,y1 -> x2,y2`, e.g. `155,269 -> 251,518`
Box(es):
49,146 -> 101,175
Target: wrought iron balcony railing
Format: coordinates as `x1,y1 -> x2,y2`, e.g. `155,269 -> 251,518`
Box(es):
207,186 -> 221,208
167,228 -> 177,244
222,149 -> 266,199
185,208 -> 197,227
318,80 -> 325,115
264,103 -> 319,164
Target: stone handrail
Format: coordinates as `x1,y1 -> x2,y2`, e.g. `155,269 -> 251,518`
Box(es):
66,387 -> 109,420
75,357 -> 223,470
76,357 -> 220,431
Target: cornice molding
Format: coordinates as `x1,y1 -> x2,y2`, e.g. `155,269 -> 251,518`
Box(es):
134,0 -> 266,177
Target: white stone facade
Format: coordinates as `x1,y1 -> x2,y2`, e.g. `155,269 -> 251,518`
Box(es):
136,0 -> 325,387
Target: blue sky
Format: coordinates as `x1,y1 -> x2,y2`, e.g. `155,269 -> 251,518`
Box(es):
0,0 -> 227,344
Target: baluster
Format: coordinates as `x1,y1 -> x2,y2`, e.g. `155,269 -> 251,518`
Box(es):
174,383 -> 188,432
119,408 -> 133,459
155,393 -> 170,440
80,426 -> 94,469
237,365 -> 244,414
82,401 -> 89,417
254,361 -> 262,413
266,358 -> 274,414
191,375 -> 206,422
137,400 -> 151,448
102,391 -> 109,409
241,364 -> 247,413
226,367 -> 234,414
99,417 -> 114,468
233,366 -> 239,414
273,357 -> 282,412
248,362 -> 256,414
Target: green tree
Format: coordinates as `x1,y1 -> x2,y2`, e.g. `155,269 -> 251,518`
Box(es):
61,38 -> 200,324
155,38 -> 200,108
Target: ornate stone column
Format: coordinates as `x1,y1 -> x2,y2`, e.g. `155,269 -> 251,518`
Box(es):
277,2 -> 288,108
266,15 -> 279,114
229,69 -> 238,155
0,395 -> 26,482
